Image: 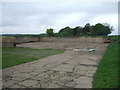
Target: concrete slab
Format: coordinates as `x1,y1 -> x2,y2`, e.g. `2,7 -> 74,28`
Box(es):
52,65 -> 74,72
2,42 -> 108,88
18,80 -> 39,87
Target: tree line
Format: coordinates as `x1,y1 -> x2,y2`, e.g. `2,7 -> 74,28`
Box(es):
46,23 -> 114,37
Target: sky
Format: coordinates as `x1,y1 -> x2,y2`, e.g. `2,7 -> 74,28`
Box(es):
1,0 -> 119,35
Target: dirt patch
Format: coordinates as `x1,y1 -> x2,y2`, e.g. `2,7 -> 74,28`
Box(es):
17,42 -> 105,50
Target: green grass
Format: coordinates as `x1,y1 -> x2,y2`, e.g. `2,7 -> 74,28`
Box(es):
2,47 -> 65,69
93,36 -> 119,88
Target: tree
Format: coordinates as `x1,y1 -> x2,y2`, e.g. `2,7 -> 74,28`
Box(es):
82,23 -> 91,35
89,25 -> 96,36
45,23 -> 113,37
85,23 -> 91,27
54,33 -> 59,37
40,33 -> 46,37
46,28 -> 54,36
79,33 -> 85,36
93,23 -> 113,36
73,26 -> 83,36
59,26 -> 74,37
103,23 -> 114,35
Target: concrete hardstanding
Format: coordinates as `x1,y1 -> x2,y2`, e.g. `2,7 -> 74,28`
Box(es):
2,43 -> 109,88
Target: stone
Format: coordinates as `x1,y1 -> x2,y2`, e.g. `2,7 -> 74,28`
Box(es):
12,73 -> 32,78
41,83 -> 49,88
84,70 -> 96,77
12,77 -> 26,82
29,84 -> 41,88
19,80 -> 38,87
52,65 -> 74,72
74,76 -> 93,86
2,80 -> 17,87
65,81 -> 76,88
9,84 -> 26,88
47,83 -> 60,88
75,84 -> 92,88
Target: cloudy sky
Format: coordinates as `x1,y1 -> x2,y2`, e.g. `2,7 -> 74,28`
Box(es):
1,0 -> 119,35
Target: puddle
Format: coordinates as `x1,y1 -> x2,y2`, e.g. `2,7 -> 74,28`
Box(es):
61,62 -> 69,64
73,49 -> 95,51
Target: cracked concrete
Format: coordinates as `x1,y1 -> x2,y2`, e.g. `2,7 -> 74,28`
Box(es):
2,42 -> 109,88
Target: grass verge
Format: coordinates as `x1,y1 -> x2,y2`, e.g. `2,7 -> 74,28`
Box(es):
2,47 -> 65,69
92,37 -> 118,88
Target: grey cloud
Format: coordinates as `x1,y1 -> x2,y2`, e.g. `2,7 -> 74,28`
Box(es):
2,2 -> 118,34
3,2 -> 117,15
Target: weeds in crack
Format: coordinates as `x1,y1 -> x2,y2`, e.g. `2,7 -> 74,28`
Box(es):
72,65 -> 76,72
43,64 -> 47,68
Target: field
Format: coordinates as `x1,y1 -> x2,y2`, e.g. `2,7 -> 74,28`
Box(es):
2,47 -> 65,68
93,36 -> 119,88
